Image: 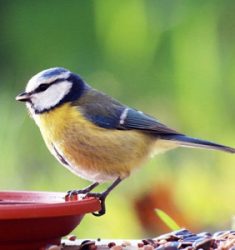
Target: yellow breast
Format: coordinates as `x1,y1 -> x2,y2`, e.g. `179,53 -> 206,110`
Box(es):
33,103 -> 156,182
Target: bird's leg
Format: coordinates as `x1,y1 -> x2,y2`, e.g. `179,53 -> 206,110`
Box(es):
66,182 -> 99,198
79,182 -> 100,193
86,177 -> 123,216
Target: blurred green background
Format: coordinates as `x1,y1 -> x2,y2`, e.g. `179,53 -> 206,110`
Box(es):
1,0 -> 235,238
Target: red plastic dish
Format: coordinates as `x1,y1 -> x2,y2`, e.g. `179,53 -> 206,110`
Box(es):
0,191 -> 101,250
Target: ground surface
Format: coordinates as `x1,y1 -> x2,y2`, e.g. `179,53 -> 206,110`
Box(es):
55,229 -> 235,250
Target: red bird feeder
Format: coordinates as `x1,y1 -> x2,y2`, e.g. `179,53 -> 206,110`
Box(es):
0,191 -> 101,250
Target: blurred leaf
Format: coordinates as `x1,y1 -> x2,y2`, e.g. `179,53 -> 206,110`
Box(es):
155,209 -> 180,231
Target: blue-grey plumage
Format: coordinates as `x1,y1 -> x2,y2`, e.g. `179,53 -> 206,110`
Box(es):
16,67 -> 235,216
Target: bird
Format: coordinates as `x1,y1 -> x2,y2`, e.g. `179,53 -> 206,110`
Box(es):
16,67 -> 235,216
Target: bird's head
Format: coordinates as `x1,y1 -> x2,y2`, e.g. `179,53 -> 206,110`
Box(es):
16,67 -> 86,114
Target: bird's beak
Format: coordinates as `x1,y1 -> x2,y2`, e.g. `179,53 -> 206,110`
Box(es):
15,92 -> 31,102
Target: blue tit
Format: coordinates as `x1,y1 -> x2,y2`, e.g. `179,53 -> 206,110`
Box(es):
16,67 -> 235,216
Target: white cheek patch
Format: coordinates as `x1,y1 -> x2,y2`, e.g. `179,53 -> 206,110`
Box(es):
31,81 -> 72,112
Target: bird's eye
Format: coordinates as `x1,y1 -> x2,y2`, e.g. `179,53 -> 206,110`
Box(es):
36,83 -> 49,92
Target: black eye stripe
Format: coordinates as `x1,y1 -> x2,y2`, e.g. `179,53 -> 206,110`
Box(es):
33,78 -> 68,94
36,83 -> 49,92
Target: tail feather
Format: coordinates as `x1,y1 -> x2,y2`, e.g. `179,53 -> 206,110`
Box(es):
160,134 -> 235,154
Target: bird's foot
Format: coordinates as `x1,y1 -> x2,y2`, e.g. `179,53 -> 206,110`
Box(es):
85,192 -> 106,216
65,182 -> 99,200
65,190 -> 82,201
65,178 -> 123,216
85,177 -> 123,216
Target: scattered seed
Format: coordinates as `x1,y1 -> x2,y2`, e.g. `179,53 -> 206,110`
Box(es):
163,241 -> 180,250
143,239 -> 155,245
183,235 -> 201,242
138,242 -> 144,248
61,229 -> 235,249
79,240 -> 96,250
156,233 -> 180,241
108,242 -> 116,248
192,237 -> 214,249
68,235 -> 77,241
174,229 -> 193,237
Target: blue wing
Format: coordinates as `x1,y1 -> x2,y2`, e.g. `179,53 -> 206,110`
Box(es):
75,88 -> 179,135
74,88 -> 235,153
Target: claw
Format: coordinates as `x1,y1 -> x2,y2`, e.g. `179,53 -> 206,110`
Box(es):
88,177 -> 123,216
92,201 -> 106,216
65,190 -> 79,201
65,182 -> 99,201
86,192 -> 106,216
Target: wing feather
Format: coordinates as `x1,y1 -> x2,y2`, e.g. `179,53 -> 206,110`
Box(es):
117,108 -> 179,135
74,89 -> 180,135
